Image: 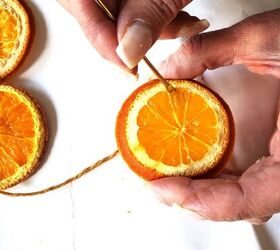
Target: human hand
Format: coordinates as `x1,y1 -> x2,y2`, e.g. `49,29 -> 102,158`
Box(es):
57,0 -> 210,73
149,117 -> 280,224
160,9 -> 280,79
148,9 -> 280,224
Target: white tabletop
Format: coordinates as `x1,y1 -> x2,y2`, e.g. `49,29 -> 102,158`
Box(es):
0,0 -> 279,250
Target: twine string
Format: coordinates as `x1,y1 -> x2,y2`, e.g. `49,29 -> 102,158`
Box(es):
0,0 -> 176,198
0,150 -> 119,197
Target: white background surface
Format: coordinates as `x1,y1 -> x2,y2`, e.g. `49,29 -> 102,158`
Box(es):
0,0 -> 280,250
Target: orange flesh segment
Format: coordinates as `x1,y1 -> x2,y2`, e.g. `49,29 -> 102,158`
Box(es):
0,147 -> 18,179
0,91 -> 36,181
137,88 -> 219,166
0,8 -> 19,60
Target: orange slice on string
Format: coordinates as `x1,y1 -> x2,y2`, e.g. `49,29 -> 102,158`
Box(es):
0,84 -> 47,189
116,79 -> 234,180
0,0 -> 31,80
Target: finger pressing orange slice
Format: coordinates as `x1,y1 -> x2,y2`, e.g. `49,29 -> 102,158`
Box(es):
0,84 -> 47,189
0,0 -> 31,80
116,79 -> 234,180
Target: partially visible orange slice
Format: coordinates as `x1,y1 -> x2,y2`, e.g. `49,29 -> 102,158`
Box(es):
0,0 -> 31,80
0,84 -> 47,189
116,79 -> 234,180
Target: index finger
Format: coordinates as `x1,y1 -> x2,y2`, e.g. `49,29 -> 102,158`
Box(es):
58,0 -> 132,71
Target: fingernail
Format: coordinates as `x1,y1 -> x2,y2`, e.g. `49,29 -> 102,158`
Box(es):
178,19 -> 210,38
196,19 -> 210,29
116,21 -> 154,69
172,203 -> 205,220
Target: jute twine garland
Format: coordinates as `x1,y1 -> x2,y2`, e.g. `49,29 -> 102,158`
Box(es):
0,0 -> 172,198
0,150 -> 119,197
0,76 -> 211,197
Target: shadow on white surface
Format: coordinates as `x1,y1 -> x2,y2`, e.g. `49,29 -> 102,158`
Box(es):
8,78 -> 57,173
253,225 -> 278,250
6,0 -> 47,79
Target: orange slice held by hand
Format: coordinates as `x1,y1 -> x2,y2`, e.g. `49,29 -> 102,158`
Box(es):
116,79 -> 234,180
0,0 -> 31,80
0,84 -> 47,189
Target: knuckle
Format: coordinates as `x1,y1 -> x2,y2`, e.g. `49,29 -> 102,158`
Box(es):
207,183 -> 248,221
181,34 -> 204,60
189,35 -> 218,70
150,0 -> 183,23
188,34 -> 203,55
184,32 -> 235,70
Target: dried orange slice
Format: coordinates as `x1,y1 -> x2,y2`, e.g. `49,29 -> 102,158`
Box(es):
0,0 -> 31,80
0,84 -> 47,189
116,79 -> 234,180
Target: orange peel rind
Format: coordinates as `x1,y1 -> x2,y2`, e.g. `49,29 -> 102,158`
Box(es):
0,84 -> 47,189
0,0 -> 31,80
116,79 -> 234,180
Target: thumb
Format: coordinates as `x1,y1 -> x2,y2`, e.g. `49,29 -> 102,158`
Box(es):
149,177 -> 253,221
159,28 -> 237,79
116,0 -> 193,69
160,9 -> 280,79
148,157 -> 280,223
148,176 -> 249,221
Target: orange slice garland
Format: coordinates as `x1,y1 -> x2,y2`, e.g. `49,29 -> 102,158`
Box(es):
0,0 -> 235,192
0,84 -> 47,189
116,79 -> 234,180
0,0 -> 31,80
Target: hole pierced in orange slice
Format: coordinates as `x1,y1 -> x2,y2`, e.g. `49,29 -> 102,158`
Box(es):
0,84 -> 47,189
116,79 -> 234,180
0,0 -> 31,80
